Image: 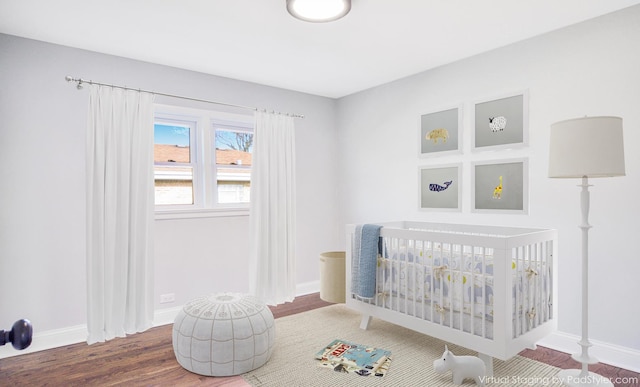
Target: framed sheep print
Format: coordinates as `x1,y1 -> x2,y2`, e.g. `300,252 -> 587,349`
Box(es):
472,159 -> 528,214
419,105 -> 462,157
419,164 -> 461,211
473,91 -> 528,150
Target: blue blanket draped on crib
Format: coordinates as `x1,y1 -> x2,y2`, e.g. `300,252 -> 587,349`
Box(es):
351,224 -> 382,299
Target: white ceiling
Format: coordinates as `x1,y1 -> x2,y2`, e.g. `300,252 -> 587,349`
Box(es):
1,0 -> 639,98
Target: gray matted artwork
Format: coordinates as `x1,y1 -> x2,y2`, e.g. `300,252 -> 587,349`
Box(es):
474,161 -> 526,212
420,107 -> 460,155
474,93 -> 525,149
420,166 -> 460,210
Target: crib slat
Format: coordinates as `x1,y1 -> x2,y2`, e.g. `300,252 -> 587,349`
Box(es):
402,239 -> 412,315
535,242 -> 541,328
446,243 -> 453,330
526,244 -> 532,333
515,246 -> 521,338
457,244 -> 463,334
482,247 -> 487,339
548,241 -> 553,321
394,237 -> 399,312
469,245 -> 475,337
544,242 -> 548,320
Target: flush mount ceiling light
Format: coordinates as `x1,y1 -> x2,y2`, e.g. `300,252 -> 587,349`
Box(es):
286,0 -> 351,23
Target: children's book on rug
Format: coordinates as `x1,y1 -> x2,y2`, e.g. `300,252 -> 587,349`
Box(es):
314,339 -> 392,377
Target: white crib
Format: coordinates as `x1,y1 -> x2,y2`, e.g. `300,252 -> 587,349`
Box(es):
345,221 -> 557,375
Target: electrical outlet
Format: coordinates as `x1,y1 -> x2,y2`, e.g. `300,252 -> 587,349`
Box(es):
160,293 -> 175,304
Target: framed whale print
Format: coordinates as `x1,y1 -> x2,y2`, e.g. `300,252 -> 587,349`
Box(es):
419,105 -> 462,157
473,90 -> 528,151
419,164 -> 461,211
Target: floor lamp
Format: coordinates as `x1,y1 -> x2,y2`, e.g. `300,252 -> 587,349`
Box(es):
548,116 -> 625,387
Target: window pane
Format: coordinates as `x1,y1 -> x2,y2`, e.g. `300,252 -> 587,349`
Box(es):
217,167 -> 251,203
155,124 -> 190,163
215,129 -> 252,166
215,128 -> 252,204
154,166 -> 193,205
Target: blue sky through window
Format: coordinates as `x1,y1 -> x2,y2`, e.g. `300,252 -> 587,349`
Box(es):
154,124 -> 250,151
154,124 -> 189,146
215,129 -> 253,151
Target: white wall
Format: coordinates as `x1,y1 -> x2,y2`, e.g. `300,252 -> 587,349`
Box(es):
336,5 -> 640,364
0,34 -> 340,355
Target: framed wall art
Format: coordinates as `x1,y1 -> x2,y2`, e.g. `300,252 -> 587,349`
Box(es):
419,164 -> 461,211
473,90 -> 528,150
419,105 -> 462,157
472,158 -> 528,214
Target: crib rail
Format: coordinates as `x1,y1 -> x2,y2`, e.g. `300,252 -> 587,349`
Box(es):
345,222 -> 557,360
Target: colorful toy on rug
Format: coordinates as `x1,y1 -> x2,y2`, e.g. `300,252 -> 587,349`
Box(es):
433,345 -> 486,386
315,339 -> 392,377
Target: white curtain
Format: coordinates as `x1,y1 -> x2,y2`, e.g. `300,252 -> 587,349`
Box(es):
86,84 -> 155,344
249,111 -> 297,306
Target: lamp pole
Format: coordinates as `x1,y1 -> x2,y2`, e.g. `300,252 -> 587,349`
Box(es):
577,176 -> 595,374
557,176 -> 612,386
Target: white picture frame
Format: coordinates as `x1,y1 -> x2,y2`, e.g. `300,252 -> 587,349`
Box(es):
418,163 -> 462,211
471,158 -> 529,214
472,90 -> 529,151
419,105 -> 463,157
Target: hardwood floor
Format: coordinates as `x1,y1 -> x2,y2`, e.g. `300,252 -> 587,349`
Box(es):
1,294 -> 637,386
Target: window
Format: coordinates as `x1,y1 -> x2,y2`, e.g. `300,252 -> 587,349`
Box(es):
214,123 -> 253,204
154,120 -> 196,206
153,105 -> 253,215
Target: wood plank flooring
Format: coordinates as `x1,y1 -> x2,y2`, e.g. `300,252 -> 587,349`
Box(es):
1,293 -> 637,386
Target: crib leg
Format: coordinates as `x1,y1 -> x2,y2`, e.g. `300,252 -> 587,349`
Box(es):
478,353 -> 494,377
359,315 -> 372,330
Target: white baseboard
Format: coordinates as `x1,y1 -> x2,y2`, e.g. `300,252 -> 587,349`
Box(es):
296,280 -> 320,296
151,282 -> 321,328
153,305 -> 183,327
538,331 -> 640,373
0,307 -> 184,360
0,323 -> 87,359
0,285 -> 323,360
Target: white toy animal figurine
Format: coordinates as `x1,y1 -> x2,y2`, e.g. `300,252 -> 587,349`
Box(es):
433,345 -> 486,386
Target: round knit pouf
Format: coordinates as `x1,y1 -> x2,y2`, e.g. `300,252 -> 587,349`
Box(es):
172,293 -> 275,376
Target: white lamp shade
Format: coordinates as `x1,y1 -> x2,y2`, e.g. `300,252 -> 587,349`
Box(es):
286,0 -> 351,22
548,116 -> 625,178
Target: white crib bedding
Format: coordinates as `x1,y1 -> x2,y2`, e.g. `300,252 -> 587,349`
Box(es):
377,240 -> 551,326
365,294 -> 538,340
371,295 -> 495,339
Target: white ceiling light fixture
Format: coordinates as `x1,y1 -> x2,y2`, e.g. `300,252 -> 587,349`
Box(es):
286,0 -> 351,23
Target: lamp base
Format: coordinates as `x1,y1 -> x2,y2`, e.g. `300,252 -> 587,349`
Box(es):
557,369 -> 614,386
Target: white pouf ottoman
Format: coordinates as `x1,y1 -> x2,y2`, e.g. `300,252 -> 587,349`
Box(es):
172,293 -> 275,376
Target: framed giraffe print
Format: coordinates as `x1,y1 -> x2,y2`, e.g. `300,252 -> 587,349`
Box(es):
418,164 -> 462,211
472,158 -> 528,213
419,105 -> 462,157
472,90 -> 529,151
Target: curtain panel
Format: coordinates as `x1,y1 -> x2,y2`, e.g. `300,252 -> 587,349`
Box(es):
86,85 -> 155,344
249,111 -> 297,306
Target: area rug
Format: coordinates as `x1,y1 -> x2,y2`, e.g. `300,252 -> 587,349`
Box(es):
242,304 -> 561,386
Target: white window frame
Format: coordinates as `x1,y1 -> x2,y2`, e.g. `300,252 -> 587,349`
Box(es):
153,104 -> 254,220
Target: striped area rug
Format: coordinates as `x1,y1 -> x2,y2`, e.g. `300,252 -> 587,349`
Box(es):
243,304 -> 561,386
